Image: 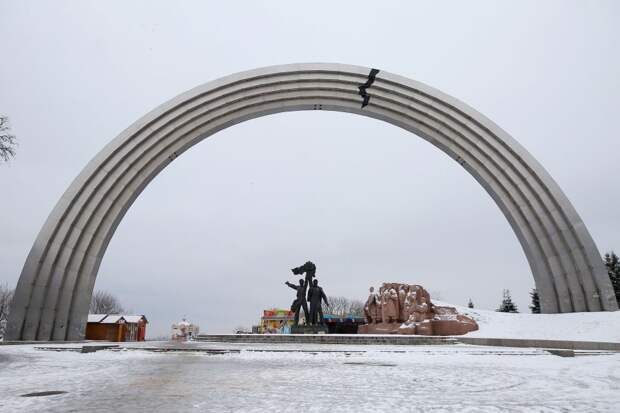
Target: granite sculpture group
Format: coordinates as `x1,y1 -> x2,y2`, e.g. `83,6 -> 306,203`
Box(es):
360,283 -> 478,335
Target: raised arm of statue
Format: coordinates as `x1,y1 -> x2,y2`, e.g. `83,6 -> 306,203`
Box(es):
285,281 -> 297,291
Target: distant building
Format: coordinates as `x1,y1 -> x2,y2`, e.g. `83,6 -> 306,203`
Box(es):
255,309 -> 295,334
86,314 -> 148,342
171,318 -> 200,341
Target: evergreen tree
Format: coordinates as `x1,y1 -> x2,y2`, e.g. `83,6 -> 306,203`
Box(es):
467,298 -> 474,309
496,289 -> 519,313
529,289 -> 540,313
604,252 -> 620,306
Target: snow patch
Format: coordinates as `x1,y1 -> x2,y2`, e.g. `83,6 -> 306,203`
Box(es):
433,301 -> 620,342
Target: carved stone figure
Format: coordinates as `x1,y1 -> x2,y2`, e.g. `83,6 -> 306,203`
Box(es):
411,295 -> 429,323
358,282 -> 479,336
307,279 -> 329,325
380,286 -> 389,322
364,287 -> 381,323
398,285 -> 407,322
285,278 -> 309,326
382,287 -> 398,323
403,289 -> 417,321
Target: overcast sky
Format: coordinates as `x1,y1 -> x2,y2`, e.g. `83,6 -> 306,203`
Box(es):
1,1 -> 619,337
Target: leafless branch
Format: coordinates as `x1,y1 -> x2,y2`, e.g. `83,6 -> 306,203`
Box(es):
0,283 -> 15,339
0,116 -> 17,162
325,296 -> 365,317
90,290 -> 125,314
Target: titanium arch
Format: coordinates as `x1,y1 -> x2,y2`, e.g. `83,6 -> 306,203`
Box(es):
7,63 -> 617,341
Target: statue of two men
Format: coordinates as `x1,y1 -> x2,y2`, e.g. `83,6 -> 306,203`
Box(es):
285,261 -> 329,326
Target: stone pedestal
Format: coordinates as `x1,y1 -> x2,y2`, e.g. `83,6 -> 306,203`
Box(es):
291,325 -> 328,334
358,322 -> 399,334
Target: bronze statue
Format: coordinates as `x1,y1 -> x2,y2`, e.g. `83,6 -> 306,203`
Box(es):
285,278 -> 309,325
307,279 -> 329,325
291,261 -> 316,294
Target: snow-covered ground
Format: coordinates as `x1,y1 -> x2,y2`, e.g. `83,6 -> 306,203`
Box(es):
1,310 -> 619,412
436,302 -> 620,342
1,342 -> 619,412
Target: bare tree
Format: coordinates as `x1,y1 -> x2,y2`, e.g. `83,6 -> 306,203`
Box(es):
89,290 -> 125,314
0,116 -> 17,162
325,296 -> 347,316
325,296 -> 365,317
0,283 -> 14,339
349,299 -> 365,317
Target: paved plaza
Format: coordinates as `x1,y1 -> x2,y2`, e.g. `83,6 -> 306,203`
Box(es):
1,342 -> 619,412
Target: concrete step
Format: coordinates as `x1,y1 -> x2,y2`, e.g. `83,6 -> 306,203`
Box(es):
194,334 -> 458,346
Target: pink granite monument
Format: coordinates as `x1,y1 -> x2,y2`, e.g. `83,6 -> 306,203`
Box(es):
359,283 -> 478,335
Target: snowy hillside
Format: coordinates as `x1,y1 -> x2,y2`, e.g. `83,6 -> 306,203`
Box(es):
434,301 -> 620,342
